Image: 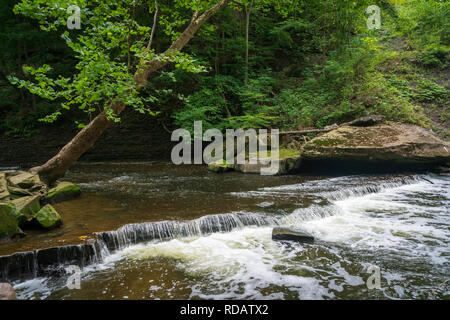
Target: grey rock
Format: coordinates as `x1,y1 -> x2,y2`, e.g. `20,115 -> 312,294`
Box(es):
272,227 -> 315,243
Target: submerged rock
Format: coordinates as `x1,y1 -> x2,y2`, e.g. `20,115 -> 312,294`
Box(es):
0,283 -> 16,300
0,203 -> 23,240
46,181 -> 81,204
302,124 -> 450,168
272,227 -> 315,243
34,204 -> 62,229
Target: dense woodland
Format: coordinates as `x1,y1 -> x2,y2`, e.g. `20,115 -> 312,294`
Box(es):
0,0 -> 448,141
0,1 -> 449,301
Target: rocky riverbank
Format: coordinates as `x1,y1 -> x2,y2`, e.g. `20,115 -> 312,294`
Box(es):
0,171 -> 81,241
1,117 -> 449,245
208,118 -> 450,175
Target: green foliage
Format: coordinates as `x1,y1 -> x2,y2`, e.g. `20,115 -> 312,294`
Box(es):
1,0 -> 448,140
173,74 -> 278,133
414,79 -> 448,103
395,0 -> 450,69
5,0 -> 222,131
419,45 -> 449,68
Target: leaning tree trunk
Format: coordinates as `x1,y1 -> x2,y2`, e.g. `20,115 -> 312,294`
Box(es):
244,1 -> 252,86
31,0 -> 231,185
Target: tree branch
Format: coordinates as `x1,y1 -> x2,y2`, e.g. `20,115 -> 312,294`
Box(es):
146,0 -> 159,51
134,0 -> 231,88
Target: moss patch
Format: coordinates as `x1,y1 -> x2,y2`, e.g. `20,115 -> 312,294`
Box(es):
34,204 -> 62,229
0,203 -> 21,239
46,182 -> 81,204
11,195 -> 41,225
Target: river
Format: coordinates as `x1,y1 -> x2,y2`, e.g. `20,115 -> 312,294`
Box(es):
3,163 -> 449,299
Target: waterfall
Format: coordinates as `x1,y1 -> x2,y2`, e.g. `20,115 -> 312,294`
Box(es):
96,212 -> 280,252
0,242 -> 103,282
0,174 -> 431,282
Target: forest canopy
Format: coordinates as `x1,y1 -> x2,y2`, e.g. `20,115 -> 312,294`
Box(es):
0,0 -> 448,138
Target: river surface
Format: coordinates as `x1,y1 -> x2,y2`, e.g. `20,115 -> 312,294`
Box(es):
4,163 -> 449,300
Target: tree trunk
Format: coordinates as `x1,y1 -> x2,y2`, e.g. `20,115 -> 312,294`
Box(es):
244,2 -> 252,86
31,101 -> 126,185
32,0 -> 231,185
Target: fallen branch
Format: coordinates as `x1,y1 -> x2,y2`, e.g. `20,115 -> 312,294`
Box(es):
279,125 -> 339,136
279,115 -> 384,136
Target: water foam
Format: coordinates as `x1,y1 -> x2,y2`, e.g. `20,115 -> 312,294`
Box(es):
14,173 -> 450,299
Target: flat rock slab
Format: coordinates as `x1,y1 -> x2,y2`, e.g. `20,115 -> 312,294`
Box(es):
302,123 -> 450,165
272,227 -> 315,243
7,171 -> 36,188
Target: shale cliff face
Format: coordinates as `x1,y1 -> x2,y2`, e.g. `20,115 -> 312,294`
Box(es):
302,123 -> 450,167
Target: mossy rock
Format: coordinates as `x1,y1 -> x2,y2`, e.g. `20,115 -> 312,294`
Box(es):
46,182 -> 81,204
0,203 -> 22,240
34,204 -> 63,230
208,160 -> 234,173
7,172 -> 36,189
11,195 -> 41,225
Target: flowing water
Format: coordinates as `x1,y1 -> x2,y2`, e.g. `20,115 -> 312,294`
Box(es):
4,163 -> 449,300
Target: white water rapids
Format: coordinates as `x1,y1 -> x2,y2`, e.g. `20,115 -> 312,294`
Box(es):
13,173 -> 450,300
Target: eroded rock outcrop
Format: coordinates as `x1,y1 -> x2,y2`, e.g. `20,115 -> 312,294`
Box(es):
0,170 -> 81,242
302,123 -> 450,168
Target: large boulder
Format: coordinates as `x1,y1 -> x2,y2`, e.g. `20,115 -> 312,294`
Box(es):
0,203 -> 23,240
11,195 -> 41,225
34,204 -> 63,229
0,283 -> 16,300
302,124 -> 450,168
45,182 -> 81,204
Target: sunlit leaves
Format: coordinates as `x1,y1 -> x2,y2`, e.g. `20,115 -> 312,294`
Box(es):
11,0 -> 225,124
